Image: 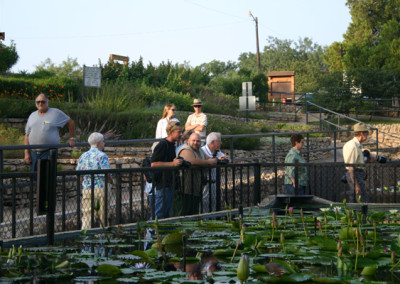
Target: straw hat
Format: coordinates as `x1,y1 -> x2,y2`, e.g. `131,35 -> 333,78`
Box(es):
353,123 -> 369,132
192,99 -> 203,106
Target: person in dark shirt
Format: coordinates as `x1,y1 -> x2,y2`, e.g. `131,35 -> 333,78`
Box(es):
151,121 -> 183,218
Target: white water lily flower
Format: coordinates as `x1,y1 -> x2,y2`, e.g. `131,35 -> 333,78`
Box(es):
389,210 -> 398,215
334,207 -> 341,213
320,208 -> 330,213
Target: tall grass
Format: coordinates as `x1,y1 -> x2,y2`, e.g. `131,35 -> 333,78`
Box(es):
0,124 -> 25,158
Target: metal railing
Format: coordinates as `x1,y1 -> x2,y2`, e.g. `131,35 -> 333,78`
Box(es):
1,160 -> 399,241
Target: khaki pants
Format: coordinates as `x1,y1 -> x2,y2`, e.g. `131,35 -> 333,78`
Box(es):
82,187 -> 105,230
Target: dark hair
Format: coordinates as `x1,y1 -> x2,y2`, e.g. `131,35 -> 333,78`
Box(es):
181,130 -> 194,143
290,134 -> 304,147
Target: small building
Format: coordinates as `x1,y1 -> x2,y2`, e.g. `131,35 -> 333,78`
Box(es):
267,71 -> 295,103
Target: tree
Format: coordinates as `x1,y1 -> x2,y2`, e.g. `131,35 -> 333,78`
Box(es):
239,36 -> 327,92
0,41 -> 19,73
324,0 -> 400,98
35,56 -> 82,78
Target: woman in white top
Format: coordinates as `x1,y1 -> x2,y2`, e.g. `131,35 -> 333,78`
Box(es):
155,104 -> 180,138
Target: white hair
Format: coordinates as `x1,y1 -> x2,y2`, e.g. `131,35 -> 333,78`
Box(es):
206,132 -> 221,146
88,132 -> 104,148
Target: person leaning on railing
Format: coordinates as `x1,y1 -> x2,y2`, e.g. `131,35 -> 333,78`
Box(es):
284,134 -> 307,195
76,132 -> 113,230
151,121 -> 183,219
342,123 -> 376,203
24,93 -> 76,172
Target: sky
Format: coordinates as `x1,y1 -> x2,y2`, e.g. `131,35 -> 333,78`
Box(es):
0,0 -> 352,73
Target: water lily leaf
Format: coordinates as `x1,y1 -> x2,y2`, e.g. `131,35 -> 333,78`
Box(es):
145,248 -> 159,257
96,264 -> 122,277
361,264 -> 377,275
259,272 -> 313,282
213,248 -> 235,257
141,270 -> 185,280
370,211 -> 386,222
309,236 -> 337,251
338,227 -> 356,240
38,273 -> 73,281
252,264 -> 268,273
162,232 -> 186,245
270,259 -> 296,274
55,260 -> 69,269
73,276 -> 111,282
116,276 -> 141,282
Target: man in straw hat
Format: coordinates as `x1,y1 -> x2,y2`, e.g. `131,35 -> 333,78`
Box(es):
185,99 -> 207,140
342,122 -> 376,203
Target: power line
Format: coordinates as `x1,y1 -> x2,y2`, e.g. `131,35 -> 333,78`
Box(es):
9,20 -> 249,41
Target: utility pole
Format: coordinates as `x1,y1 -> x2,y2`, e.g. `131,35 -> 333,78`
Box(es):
248,11 -> 261,71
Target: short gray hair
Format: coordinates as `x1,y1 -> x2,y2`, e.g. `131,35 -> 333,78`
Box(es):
88,132 -> 104,147
206,132 -> 221,145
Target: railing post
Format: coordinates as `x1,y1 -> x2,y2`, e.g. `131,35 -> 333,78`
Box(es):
116,163 -> 122,225
216,167 -> 221,211
333,131 -> 337,162
272,135 -> 278,195
376,129 -> 379,156
46,149 -> 57,245
230,137 -> 234,163
0,149 -> 3,223
253,162 -> 261,205
305,101 -> 309,124
319,108 -> 322,131
306,133 -> 310,162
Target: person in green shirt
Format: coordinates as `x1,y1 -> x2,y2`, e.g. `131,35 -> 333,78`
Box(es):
284,134 -> 307,195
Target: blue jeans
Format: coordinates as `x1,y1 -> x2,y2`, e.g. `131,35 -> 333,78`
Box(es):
154,187 -> 173,219
30,149 -> 55,172
284,184 -> 306,195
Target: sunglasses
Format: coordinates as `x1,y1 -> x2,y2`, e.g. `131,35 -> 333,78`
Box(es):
170,109 -> 176,111
193,105 -> 202,108
36,100 -> 47,104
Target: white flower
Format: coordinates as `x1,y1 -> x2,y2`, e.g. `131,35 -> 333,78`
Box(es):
334,207 -> 341,213
389,210 -> 398,215
320,208 -> 330,213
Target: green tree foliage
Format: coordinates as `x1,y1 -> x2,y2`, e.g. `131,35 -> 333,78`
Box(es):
324,0 -> 400,99
35,57 -> 82,79
312,71 -> 355,115
0,41 -> 19,73
239,36 -> 327,93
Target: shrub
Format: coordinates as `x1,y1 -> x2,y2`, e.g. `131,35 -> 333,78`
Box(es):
0,76 -> 80,102
0,124 -> 24,158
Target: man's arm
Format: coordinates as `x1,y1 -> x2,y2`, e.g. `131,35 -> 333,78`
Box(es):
179,149 -> 216,166
151,159 -> 182,168
24,134 -> 31,164
67,119 -> 76,147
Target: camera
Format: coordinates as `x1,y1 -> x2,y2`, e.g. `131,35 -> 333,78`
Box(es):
212,149 -> 229,165
217,158 -> 229,165
363,150 -> 387,164
177,156 -> 191,168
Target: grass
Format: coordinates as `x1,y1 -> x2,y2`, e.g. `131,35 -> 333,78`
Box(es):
0,124 -> 25,158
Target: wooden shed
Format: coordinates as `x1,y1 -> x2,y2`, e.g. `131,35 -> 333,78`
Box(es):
267,71 -> 295,102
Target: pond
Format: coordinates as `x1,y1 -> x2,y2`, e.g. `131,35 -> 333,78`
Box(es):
1,202 -> 400,283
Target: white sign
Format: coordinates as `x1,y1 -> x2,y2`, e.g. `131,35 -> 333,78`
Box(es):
239,96 -> 256,111
84,66 -> 101,88
242,82 -> 252,96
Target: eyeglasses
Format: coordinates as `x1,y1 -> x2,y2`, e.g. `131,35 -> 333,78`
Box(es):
193,105 -> 202,108
170,109 -> 176,111
35,100 -> 47,104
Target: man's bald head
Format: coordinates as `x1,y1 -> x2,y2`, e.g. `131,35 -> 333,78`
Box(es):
188,133 -> 201,150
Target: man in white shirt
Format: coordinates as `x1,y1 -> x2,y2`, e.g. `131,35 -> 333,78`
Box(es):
201,132 -> 227,212
342,123 -> 375,203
